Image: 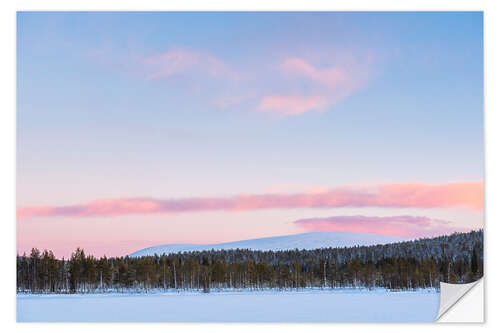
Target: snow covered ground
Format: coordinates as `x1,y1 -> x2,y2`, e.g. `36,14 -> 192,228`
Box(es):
130,232 -> 405,257
17,289 -> 439,322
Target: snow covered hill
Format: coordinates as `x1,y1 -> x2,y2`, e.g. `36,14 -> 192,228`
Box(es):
129,232 -> 405,257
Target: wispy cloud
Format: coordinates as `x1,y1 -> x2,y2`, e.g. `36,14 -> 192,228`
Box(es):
257,95 -> 327,116
17,181 -> 483,219
142,48 -> 236,80
257,57 -> 369,115
280,57 -> 354,89
294,215 -> 469,238
108,47 -> 372,116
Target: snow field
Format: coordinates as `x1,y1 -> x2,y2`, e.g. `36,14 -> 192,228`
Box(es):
17,289 -> 439,322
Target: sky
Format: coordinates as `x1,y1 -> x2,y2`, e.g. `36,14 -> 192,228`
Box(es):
16,12 -> 484,258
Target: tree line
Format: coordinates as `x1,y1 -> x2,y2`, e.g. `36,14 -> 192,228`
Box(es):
17,230 -> 483,293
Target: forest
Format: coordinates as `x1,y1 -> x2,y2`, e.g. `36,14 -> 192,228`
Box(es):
16,230 -> 483,294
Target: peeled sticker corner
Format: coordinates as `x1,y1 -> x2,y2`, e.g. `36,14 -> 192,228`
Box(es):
436,278 -> 483,321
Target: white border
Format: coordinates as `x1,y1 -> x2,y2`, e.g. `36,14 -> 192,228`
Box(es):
2,0 -> 498,331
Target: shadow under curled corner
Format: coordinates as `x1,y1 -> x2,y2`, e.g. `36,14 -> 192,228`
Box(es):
436,278 -> 484,322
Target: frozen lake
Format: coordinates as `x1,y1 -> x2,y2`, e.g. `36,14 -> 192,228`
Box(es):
17,289 -> 440,322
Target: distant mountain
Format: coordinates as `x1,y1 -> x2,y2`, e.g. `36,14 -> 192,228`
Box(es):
129,232 -> 405,257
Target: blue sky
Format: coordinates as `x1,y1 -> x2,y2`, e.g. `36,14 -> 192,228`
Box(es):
17,12 -> 483,257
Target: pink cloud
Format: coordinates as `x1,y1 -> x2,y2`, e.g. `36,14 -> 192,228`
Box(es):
257,57 -> 369,115
143,48 -> 234,80
280,57 -> 351,89
294,215 -> 469,238
374,182 -> 483,211
143,52 -> 368,116
257,95 -> 327,116
17,181 -> 483,220
90,45 -> 373,116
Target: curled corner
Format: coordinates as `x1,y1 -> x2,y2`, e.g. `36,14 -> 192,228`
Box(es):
436,278 -> 483,321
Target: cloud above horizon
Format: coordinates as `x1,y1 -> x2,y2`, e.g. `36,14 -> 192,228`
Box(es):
135,48 -> 370,116
257,57 -> 368,115
142,48 -> 237,81
17,181 -> 483,220
294,215 -> 469,238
